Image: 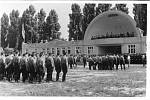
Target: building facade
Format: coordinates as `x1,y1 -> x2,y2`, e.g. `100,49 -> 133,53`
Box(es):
22,10 -> 147,56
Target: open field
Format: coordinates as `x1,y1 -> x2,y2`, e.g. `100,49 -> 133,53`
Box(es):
0,64 -> 146,96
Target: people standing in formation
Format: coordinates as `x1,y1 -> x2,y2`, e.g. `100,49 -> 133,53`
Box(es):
86,54 -> 126,70
0,52 -> 146,83
0,52 -> 69,83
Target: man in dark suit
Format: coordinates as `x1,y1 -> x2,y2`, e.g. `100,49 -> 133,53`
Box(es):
61,52 -> 68,82
116,54 -> 120,70
54,54 -> 61,81
83,55 -> 87,68
36,53 -> 44,83
120,55 -> 126,70
27,53 -> 35,83
87,56 -> 94,70
20,54 -> 28,82
45,53 -> 54,82
5,54 -> 13,82
12,52 -> 20,82
0,53 -> 5,80
68,54 -> 74,69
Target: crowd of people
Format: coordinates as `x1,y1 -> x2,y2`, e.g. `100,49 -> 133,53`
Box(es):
68,54 -> 128,70
0,52 -> 68,83
0,51 -> 146,84
91,32 -> 135,40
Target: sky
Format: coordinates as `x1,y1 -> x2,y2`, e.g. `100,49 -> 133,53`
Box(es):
0,2 -> 133,40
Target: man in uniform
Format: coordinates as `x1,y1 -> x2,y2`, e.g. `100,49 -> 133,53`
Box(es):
12,52 -> 20,82
45,53 -> 54,82
36,53 -> 44,83
68,54 -> 74,69
102,56 -> 107,70
82,55 -> 87,68
88,56 -> 94,70
61,52 -> 68,82
20,54 -> 28,82
54,54 -> 61,81
120,55 -> 126,70
0,53 -> 5,80
108,55 -> 114,70
97,55 -> 102,70
5,53 -> 13,82
92,56 -> 97,70
116,54 -> 120,70
27,53 -> 35,83
73,55 -> 77,68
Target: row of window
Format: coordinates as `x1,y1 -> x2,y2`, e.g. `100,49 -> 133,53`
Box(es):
26,47 -> 71,55
26,46 -> 94,55
25,45 -> 136,55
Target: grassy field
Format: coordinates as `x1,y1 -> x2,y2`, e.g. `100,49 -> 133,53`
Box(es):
0,64 -> 146,96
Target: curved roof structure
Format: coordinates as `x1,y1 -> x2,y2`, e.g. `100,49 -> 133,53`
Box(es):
84,10 -> 139,41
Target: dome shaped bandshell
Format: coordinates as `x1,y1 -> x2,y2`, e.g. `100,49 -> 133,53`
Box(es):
84,10 -> 139,41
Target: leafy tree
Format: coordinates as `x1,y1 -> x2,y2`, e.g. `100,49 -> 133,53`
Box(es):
46,9 -> 61,41
8,9 -> 22,49
96,4 -> 112,16
68,3 -> 82,41
1,13 -> 9,48
82,3 -> 96,38
115,4 -> 129,14
37,8 -> 46,42
133,4 -> 147,36
22,5 -> 37,43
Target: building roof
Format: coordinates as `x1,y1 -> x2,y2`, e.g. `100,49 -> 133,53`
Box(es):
84,10 -> 139,42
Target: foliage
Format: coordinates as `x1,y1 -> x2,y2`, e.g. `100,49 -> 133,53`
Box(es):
22,5 -> 37,43
46,9 -> 61,41
1,13 -> 9,48
68,3 -> 82,41
96,4 -> 112,16
115,4 -> 129,14
9,9 -> 22,49
37,8 -> 46,42
81,3 -> 96,40
1,4 -> 61,51
133,4 -> 147,36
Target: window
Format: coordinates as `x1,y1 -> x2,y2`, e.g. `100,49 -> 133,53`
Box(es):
128,44 -> 136,54
62,47 -> 66,54
68,47 -> 71,54
47,48 -> 50,53
52,48 -> 55,54
57,48 -> 60,55
75,46 -> 81,54
87,47 -> 94,54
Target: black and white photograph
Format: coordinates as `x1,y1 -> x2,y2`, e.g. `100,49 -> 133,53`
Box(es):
0,1 -> 147,97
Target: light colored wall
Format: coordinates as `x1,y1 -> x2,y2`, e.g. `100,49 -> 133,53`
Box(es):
22,37 -> 146,55
121,42 -> 146,54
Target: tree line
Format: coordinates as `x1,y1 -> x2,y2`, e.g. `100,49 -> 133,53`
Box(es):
68,4 -> 147,41
1,5 -> 61,51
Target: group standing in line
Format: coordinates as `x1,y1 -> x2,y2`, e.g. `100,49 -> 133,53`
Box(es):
0,51 -> 146,83
0,52 -> 68,83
